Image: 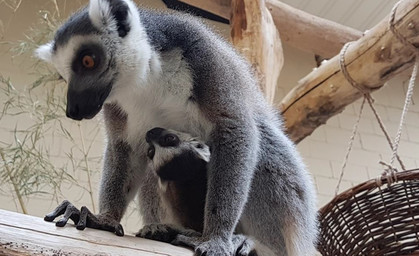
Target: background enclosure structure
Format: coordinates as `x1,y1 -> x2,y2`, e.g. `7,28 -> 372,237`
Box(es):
0,0 -> 418,238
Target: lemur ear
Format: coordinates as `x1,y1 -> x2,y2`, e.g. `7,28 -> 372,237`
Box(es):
89,0 -> 131,37
193,144 -> 211,163
35,42 -> 54,63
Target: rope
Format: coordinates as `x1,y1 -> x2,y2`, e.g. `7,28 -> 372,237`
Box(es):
389,61 -> 418,166
365,96 -> 406,171
339,43 -> 370,96
335,0 -> 419,192
389,1 -> 418,54
388,0 -> 419,167
335,97 -> 366,196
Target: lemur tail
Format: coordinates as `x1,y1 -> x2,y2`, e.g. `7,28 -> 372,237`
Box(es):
284,214 -> 318,256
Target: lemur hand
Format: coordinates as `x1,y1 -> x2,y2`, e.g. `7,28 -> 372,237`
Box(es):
44,200 -> 124,236
173,233 -> 257,256
136,223 -> 201,243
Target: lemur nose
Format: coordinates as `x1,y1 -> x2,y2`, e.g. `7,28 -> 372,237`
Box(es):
146,127 -> 165,142
66,104 -> 81,120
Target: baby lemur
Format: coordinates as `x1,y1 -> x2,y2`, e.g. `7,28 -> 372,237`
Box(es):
145,127 -> 208,232
141,127 -> 256,256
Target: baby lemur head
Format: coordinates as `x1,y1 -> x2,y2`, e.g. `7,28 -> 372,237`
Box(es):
146,127 -> 210,181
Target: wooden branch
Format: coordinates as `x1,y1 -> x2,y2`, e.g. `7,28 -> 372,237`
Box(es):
280,0 -> 419,143
265,0 -> 362,58
230,0 -> 283,103
180,0 -> 231,20
178,0 -> 362,58
0,209 -> 193,256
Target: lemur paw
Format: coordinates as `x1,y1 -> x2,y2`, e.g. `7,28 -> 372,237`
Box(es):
173,234 -> 257,256
173,235 -> 234,256
136,223 -> 200,243
232,235 -> 258,256
44,200 -> 124,236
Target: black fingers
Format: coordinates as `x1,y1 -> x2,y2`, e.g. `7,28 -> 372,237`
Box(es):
44,201 -> 124,237
78,206 -> 124,236
76,206 -> 89,230
44,200 -> 81,227
44,200 -> 71,222
56,203 -> 81,227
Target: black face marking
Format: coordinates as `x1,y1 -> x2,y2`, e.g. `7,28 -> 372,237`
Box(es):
146,128 -> 180,148
159,134 -> 180,147
72,43 -> 104,74
54,8 -> 99,49
66,80 -> 113,120
157,151 -> 207,181
106,0 -> 131,37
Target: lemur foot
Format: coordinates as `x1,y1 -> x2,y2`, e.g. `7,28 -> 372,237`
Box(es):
232,234 -> 258,256
173,235 -> 233,256
173,234 -> 257,256
44,200 -> 124,236
136,223 -> 200,243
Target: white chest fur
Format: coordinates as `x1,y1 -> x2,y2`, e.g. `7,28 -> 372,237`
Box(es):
107,48 -> 213,148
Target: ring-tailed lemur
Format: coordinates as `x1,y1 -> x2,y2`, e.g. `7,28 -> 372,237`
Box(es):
38,0 -> 318,255
138,127 -> 256,256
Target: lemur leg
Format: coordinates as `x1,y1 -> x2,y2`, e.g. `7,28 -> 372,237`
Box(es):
137,169 -> 164,225
178,122 -> 259,256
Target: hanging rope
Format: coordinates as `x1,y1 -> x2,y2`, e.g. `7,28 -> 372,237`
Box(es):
335,43 -> 368,195
334,96 -> 366,196
388,0 -> 419,167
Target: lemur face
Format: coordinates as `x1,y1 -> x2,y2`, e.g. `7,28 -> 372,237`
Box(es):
35,0 -> 150,120
145,128 -> 210,182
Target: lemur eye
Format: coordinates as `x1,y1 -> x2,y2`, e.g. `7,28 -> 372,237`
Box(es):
165,135 -> 176,143
161,134 -> 179,147
82,54 -> 96,69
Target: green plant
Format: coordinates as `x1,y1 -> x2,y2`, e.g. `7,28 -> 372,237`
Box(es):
0,2 -> 101,214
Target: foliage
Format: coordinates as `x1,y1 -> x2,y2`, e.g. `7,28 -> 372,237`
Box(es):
0,2 -> 101,214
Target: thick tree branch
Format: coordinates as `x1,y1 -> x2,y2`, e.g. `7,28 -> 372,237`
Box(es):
230,0 -> 283,103
178,0 -> 362,58
280,0 -> 419,143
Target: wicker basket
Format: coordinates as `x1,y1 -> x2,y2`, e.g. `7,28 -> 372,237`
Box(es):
318,169 -> 419,256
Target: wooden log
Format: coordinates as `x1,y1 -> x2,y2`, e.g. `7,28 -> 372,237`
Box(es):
178,0 -> 362,58
180,0 -> 231,20
0,209 -> 193,256
265,0 -> 362,59
280,0 -> 419,143
230,0 -> 283,104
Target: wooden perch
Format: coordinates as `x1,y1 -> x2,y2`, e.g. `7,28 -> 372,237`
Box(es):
179,0 -> 362,58
0,209 -> 193,256
230,0 -> 283,103
265,0 -> 362,58
280,0 -> 419,143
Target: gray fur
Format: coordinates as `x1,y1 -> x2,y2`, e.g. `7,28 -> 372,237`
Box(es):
37,0 -> 318,255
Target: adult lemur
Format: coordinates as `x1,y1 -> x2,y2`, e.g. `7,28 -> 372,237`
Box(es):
38,0 -> 318,255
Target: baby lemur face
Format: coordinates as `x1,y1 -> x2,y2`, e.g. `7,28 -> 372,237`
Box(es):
146,128 -> 210,182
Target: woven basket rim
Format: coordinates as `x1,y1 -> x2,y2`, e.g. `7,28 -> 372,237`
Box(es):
319,168 -> 419,216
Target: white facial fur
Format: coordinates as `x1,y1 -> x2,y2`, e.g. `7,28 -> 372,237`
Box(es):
35,0 -> 214,151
